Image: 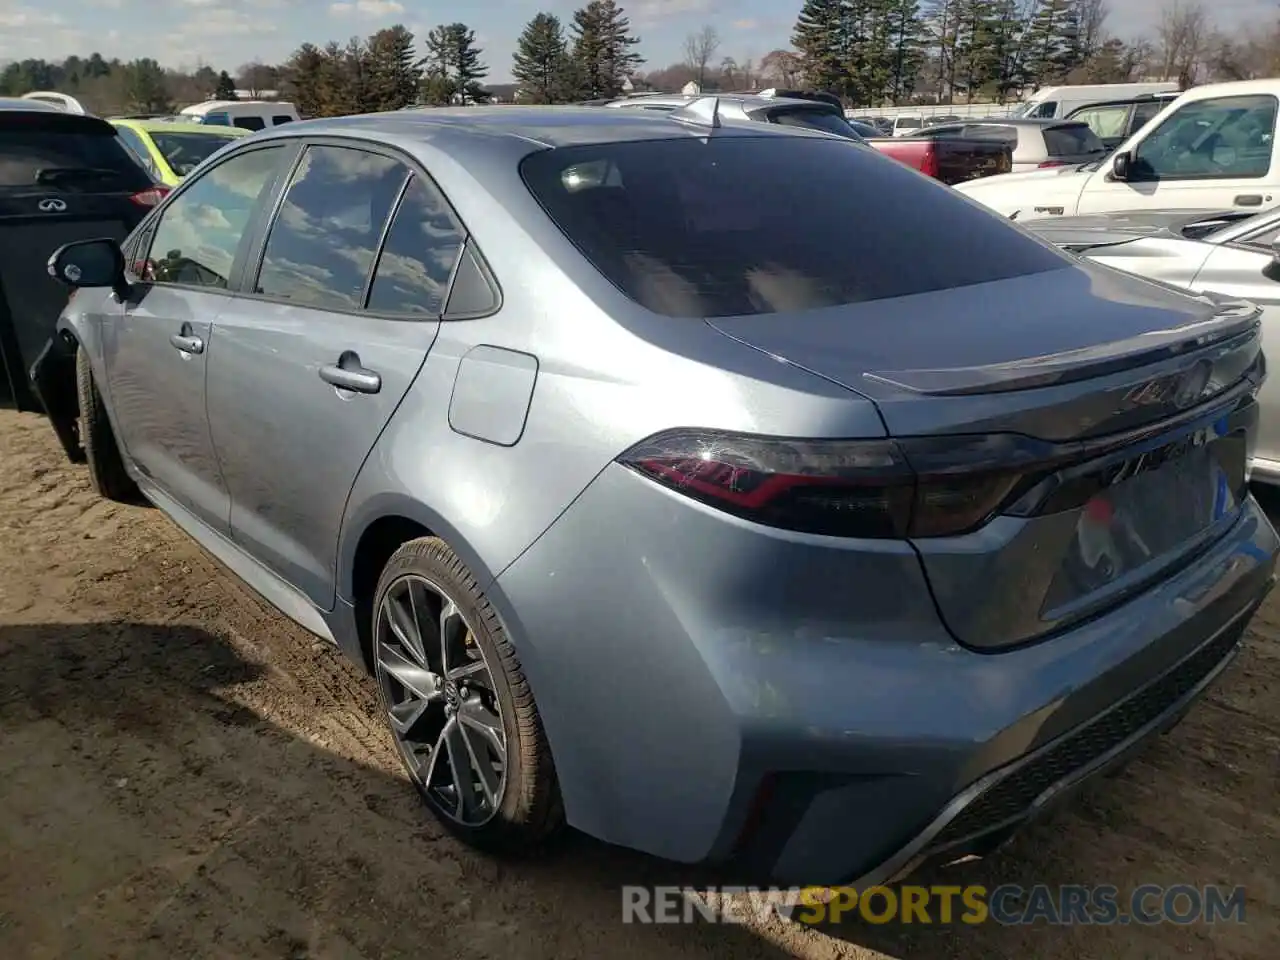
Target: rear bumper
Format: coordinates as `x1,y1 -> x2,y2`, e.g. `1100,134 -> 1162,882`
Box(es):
491,464 -> 1278,885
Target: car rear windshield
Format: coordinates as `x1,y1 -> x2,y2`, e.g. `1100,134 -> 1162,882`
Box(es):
769,108 -> 860,139
0,114 -> 153,192
150,131 -> 239,176
1044,122 -> 1107,156
520,136 -> 1066,318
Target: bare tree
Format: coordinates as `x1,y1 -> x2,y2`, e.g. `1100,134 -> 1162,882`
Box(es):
1157,0 -> 1208,84
1076,0 -> 1110,57
682,26 -> 720,90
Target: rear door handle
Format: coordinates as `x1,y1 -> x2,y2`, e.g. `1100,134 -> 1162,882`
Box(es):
169,333 -> 203,354
319,352 -> 381,394
1235,194 -> 1264,207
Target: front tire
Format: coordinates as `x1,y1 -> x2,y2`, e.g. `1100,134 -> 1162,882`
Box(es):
371,536 -> 564,852
76,347 -> 138,503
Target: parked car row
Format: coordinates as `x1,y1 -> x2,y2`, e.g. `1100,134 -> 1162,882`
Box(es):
5,89 -> 1273,896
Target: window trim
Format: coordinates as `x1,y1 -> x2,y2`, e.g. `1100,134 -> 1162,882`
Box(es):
1125,94 -> 1279,184
235,134 -> 498,322
135,140 -> 301,298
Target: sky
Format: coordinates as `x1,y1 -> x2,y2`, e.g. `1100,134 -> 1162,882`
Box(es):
0,0 -> 1274,84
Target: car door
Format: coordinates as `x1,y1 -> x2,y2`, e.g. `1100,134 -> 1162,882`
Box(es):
206,142 -> 466,609
102,142 -> 293,535
1077,93 -> 1279,214
1183,219 -> 1280,470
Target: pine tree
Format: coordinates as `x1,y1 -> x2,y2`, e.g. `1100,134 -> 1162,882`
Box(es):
513,13 -> 572,103
570,0 -> 643,100
214,70 -> 237,100
282,43 -> 327,118
886,0 -> 928,102
422,23 -> 489,105
366,25 -> 422,110
1024,0 -> 1072,89
792,0 -> 855,102
122,59 -> 172,114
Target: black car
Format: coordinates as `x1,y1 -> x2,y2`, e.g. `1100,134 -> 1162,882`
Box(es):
0,101 -> 164,411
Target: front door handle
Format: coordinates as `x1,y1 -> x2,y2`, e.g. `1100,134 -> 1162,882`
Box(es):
319,351 -> 381,394
169,332 -> 203,354
1235,194 -> 1264,207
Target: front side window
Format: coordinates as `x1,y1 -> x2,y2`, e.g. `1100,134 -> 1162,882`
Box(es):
367,174 -> 466,315
1031,101 -> 1058,118
1130,100 -> 1164,132
255,145 -> 408,309
145,145 -> 287,287
520,137 -> 1065,319
1132,94 -> 1277,180
203,112 -> 231,127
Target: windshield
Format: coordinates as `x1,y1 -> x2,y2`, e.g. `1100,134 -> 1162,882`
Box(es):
150,131 -> 240,176
520,137 -> 1064,319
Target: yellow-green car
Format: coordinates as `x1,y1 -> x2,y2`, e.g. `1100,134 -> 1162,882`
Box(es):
109,119 -> 249,186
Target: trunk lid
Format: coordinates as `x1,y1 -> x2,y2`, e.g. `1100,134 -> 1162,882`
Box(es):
708,262 -> 1264,649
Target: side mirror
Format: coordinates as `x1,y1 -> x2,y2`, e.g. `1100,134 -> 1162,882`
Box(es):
47,238 -> 130,301
1111,151 -> 1131,181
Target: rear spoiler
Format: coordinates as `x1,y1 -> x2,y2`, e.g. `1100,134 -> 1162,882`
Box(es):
863,297 -> 1261,396
0,111 -> 115,135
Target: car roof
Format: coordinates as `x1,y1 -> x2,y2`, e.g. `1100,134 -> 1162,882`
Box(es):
0,97 -> 64,113
597,92 -> 842,113
1069,93 -> 1179,110
252,104 -> 839,151
112,118 -> 250,136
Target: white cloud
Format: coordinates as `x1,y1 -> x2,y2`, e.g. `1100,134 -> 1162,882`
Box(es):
0,7 -> 66,28
329,0 -> 404,17
732,18 -> 759,30
631,0 -> 717,21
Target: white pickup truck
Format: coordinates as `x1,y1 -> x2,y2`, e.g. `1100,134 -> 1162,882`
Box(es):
955,79 -> 1279,221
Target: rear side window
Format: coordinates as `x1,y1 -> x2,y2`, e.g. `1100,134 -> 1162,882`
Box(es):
962,124 -> 1016,143
0,115 -> 153,192
367,174 -> 466,315
234,116 -> 266,131
520,137 -> 1065,319
1131,100 -> 1164,131
769,108 -> 859,139
273,115 -> 294,125
1044,123 -> 1107,156
255,145 -> 408,309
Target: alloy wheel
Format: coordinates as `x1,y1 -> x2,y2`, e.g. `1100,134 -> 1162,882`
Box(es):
374,574 -> 508,826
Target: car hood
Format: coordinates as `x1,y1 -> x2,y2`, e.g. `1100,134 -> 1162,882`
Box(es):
954,166 -> 1093,219
1022,209 -> 1236,251
706,260 -> 1260,440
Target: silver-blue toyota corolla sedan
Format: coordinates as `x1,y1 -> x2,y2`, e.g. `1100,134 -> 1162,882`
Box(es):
30,104 -> 1279,886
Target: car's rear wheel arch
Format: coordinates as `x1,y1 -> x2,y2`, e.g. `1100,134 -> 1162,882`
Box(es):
351,514 -> 435,673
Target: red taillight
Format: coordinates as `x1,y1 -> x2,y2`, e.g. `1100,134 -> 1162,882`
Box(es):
618,429 -> 1025,539
130,185 -> 171,207
919,145 -> 940,179
1038,160 -> 1068,168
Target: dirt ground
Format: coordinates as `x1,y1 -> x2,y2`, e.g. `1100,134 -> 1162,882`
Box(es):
1,407 -> 1277,960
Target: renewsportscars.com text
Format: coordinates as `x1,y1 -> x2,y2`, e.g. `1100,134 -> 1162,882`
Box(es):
621,884 -> 1247,926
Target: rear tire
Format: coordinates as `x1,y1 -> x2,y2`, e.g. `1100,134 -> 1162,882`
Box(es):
76,347 -> 138,503
371,536 -> 565,854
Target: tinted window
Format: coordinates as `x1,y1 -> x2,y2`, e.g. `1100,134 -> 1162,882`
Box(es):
203,112 -> 231,126
255,145 -> 407,309
1131,100 -> 1164,131
234,116 -> 266,131
272,116 -> 294,125
1133,95 -> 1277,180
962,124 -> 1017,143
1044,123 -> 1107,156
145,145 -> 286,287
0,116 -> 153,191
367,174 -> 466,315
113,125 -> 151,166
520,138 -> 1064,319
150,132 -> 240,177
770,108 -> 859,139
